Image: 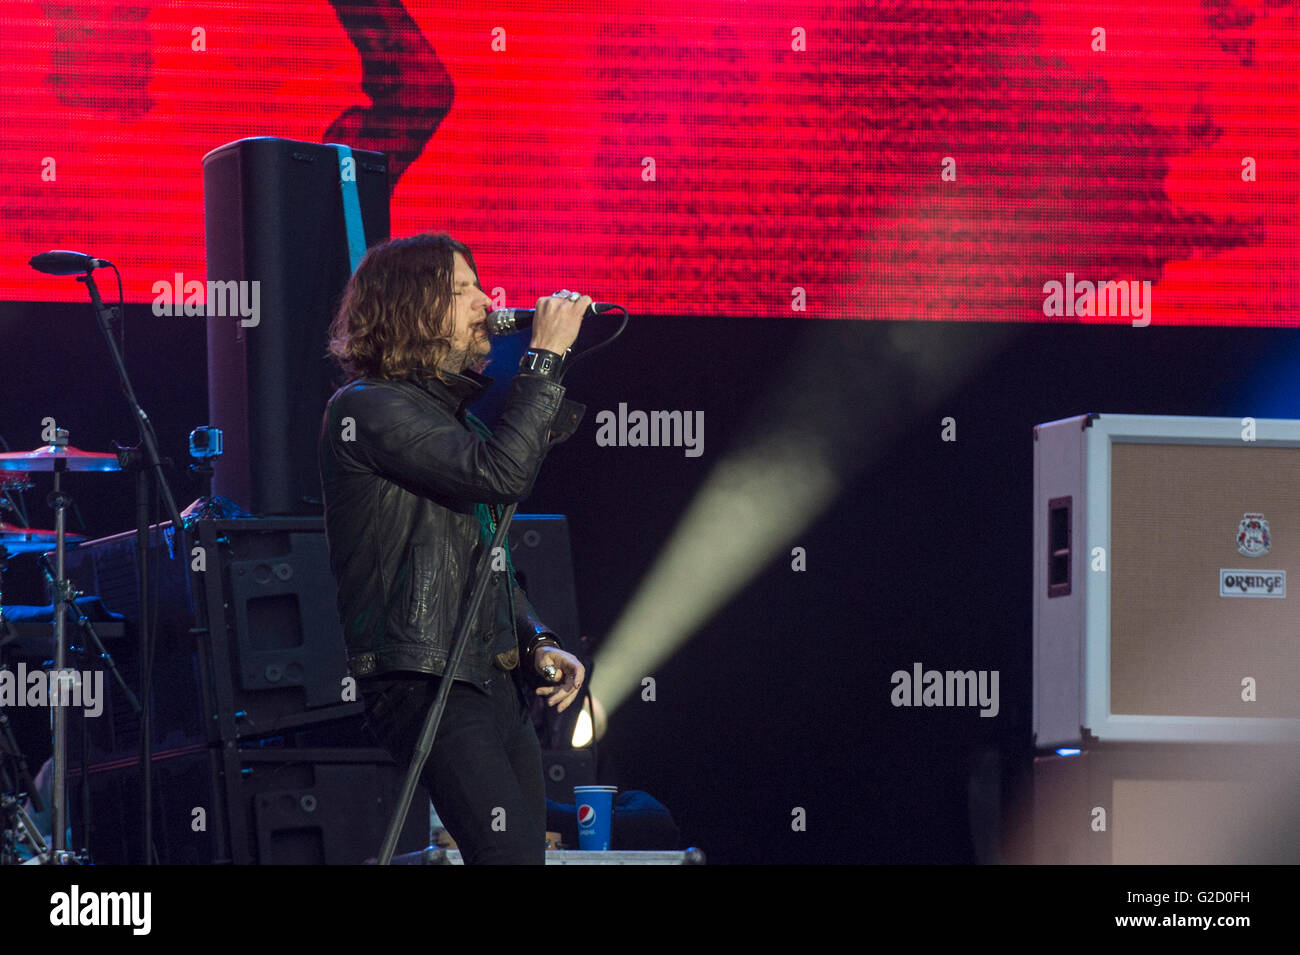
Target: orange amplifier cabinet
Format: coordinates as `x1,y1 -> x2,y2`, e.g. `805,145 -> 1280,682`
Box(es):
1033,413 -> 1300,747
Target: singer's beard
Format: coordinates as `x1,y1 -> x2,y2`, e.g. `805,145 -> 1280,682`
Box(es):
443,339 -> 491,374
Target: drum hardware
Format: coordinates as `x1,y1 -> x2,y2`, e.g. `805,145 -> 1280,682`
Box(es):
0,791 -> 50,864
0,524 -> 88,556
0,432 -> 121,863
34,553 -> 141,714
0,689 -> 45,864
28,257 -> 191,864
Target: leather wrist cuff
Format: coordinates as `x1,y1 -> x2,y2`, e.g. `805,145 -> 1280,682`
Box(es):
527,635 -> 561,659
520,348 -> 567,382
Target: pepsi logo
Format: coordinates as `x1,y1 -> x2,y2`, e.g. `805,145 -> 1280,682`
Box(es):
577,804 -> 596,828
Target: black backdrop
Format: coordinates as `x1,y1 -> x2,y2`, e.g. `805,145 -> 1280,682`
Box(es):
2,297 -> 1296,863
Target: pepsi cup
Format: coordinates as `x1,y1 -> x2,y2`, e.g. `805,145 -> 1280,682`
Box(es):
573,785 -> 617,850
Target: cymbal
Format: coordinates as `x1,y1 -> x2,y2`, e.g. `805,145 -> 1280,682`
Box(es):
0,444 -> 120,472
0,524 -> 87,554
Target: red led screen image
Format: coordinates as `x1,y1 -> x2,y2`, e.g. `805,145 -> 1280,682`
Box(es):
1,0 -> 1295,324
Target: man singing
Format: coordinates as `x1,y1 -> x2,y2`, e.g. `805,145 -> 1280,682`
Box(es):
318,232 -> 588,864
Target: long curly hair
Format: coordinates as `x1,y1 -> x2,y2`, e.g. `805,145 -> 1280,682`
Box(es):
326,232 -> 479,383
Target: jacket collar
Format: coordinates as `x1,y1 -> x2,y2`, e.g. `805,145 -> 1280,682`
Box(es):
409,365 -> 494,409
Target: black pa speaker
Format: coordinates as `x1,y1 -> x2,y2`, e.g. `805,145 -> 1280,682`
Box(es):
72,745 -> 429,864
203,136 -> 390,515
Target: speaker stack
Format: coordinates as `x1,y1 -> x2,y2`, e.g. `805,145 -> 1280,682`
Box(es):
61,519 -> 428,864
1032,413 -> 1300,863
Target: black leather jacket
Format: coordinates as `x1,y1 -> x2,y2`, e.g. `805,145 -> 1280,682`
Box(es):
318,366 -> 585,689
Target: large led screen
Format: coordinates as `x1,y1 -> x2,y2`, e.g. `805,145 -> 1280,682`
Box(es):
2,0 -> 1295,323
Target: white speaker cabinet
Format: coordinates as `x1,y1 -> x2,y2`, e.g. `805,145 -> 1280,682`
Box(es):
1033,413 -> 1300,747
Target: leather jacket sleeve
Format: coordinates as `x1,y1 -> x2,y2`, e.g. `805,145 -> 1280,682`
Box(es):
513,578 -> 562,657
344,373 -> 569,504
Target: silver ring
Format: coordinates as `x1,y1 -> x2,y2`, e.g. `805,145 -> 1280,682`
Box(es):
553,289 -> 571,298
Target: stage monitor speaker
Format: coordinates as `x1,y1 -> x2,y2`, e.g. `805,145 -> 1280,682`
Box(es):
1033,413 -> 1300,747
57,518 -> 364,752
191,518 -> 363,741
72,745 -> 429,864
229,747 -> 428,865
203,136 -> 390,516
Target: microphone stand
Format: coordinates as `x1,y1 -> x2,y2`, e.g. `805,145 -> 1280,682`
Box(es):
77,270 -> 186,866
377,503 -> 518,865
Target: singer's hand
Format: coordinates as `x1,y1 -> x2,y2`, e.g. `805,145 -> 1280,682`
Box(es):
529,293 -> 592,354
534,648 -> 585,713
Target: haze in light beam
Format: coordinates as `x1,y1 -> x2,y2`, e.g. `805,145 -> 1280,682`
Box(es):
591,433 -> 838,713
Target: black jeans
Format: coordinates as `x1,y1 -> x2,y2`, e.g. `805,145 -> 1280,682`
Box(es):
363,668 -> 547,865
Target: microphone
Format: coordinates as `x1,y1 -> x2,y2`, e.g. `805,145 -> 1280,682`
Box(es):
29,250 -> 111,275
485,302 -> 619,336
